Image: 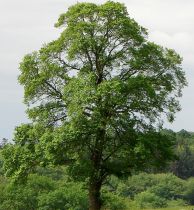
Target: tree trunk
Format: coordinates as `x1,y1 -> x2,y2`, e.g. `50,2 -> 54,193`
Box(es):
89,180 -> 102,210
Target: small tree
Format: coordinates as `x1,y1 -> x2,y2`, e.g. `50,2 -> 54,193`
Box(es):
3,1 -> 187,209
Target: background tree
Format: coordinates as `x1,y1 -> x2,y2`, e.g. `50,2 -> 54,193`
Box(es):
168,130 -> 194,179
2,1 -> 187,209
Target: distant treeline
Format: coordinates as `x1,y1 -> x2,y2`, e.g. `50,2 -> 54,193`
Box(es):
0,129 -> 193,209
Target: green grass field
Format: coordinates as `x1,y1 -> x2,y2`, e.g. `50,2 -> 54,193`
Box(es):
146,206 -> 194,210
124,205 -> 194,210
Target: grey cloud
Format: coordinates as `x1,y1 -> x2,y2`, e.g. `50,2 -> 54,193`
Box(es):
0,0 -> 193,139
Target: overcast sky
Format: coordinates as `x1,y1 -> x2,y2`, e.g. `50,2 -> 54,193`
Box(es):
0,0 -> 193,139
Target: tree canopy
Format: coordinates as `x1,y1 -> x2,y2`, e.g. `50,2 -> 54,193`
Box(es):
2,1 -> 187,209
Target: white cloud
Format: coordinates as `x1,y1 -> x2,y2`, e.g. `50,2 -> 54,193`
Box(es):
149,32 -> 193,52
0,0 -> 193,138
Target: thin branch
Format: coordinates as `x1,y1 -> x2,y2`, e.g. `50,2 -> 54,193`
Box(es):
56,54 -> 80,71
45,81 -> 63,99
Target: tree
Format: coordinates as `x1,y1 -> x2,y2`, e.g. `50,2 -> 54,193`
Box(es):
169,130 -> 194,179
0,138 -> 8,149
2,1 -> 187,209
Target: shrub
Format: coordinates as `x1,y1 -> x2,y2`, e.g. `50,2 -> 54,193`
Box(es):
134,191 -> 167,208
102,190 -> 127,210
38,182 -> 88,210
0,174 -> 55,210
116,173 -> 158,198
167,199 -> 186,207
149,173 -> 186,200
184,177 -> 194,205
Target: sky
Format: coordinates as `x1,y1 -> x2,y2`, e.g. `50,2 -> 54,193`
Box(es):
0,0 -> 193,139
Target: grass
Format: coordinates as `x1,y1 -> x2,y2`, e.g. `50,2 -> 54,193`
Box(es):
125,203 -> 194,210
123,199 -> 194,210
147,207 -> 194,210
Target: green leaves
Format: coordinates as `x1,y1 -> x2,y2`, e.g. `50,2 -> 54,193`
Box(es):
2,2 -> 187,207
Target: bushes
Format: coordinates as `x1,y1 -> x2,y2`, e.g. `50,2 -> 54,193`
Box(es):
0,169 -> 127,210
149,173 -> 186,200
0,172 -> 88,210
0,168 -> 193,209
102,190 -> 127,210
0,174 -> 55,210
134,191 -> 167,208
109,173 -> 188,209
184,178 -> 194,205
38,183 -> 88,210
116,173 -> 158,198
133,173 -> 187,209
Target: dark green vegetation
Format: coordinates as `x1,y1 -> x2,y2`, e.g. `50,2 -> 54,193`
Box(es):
2,1 -> 187,210
1,130 -> 194,210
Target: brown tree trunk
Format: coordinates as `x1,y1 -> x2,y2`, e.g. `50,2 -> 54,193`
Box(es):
89,180 -> 102,210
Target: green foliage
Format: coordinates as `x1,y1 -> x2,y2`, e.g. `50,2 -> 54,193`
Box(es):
134,191 -> 167,208
0,167 -> 89,210
2,1 -> 187,208
116,173 -> 158,198
38,182 -> 88,210
0,165 -> 193,210
184,178 -> 194,205
108,173 -> 188,209
149,174 -> 186,200
167,199 -> 186,208
5,0 -> 186,179
101,190 -> 127,210
168,130 -> 194,179
0,174 -> 55,210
